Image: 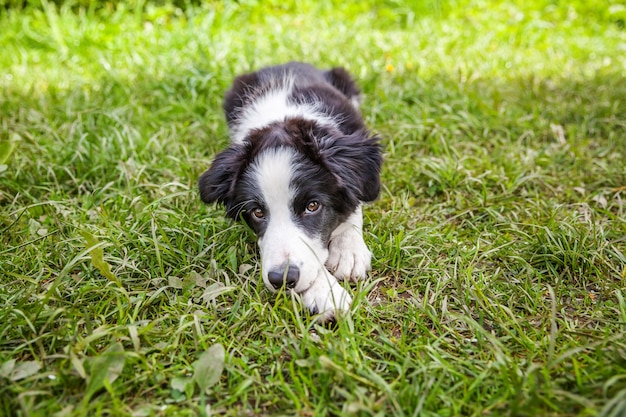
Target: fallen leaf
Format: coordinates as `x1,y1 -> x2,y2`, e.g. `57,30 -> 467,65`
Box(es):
85,342 -> 125,401
80,230 -> 120,285
9,360 -> 41,381
0,139 -> 17,165
168,276 -> 183,288
171,376 -> 192,393
0,359 -> 15,378
192,343 -> 225,393
200,283 -> 235,305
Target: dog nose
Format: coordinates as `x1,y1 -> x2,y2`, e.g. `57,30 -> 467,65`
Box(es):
267,265 -> 300,289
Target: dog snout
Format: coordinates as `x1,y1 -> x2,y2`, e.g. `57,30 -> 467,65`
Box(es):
267,265 -> 300,289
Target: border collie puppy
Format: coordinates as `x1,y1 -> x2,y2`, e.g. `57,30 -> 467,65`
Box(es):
199,62 -> 382,321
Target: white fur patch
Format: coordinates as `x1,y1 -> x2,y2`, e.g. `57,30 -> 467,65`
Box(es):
326,205 -> 372,281
300,271 -> 352,321
230,74 -> 339,144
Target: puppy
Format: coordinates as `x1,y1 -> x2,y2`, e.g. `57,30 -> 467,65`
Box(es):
199,62 -> 382,321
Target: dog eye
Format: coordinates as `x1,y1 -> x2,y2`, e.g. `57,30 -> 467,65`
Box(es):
305,201 -> 320,213
251,208 -> 265,219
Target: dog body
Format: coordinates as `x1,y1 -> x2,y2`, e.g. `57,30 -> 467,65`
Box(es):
199,62 -> 382,320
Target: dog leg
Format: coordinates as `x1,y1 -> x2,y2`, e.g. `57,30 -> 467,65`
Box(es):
326,205 -> 372,282
300,270 -> 352,322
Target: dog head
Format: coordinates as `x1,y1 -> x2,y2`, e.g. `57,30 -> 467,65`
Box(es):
199,119 -> 382,293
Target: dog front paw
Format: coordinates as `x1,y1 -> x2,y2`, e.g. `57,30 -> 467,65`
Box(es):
326,228 -> 372,282
300,274 -> 352,322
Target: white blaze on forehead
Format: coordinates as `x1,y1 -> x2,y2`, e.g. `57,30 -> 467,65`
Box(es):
250,147 -> 296,214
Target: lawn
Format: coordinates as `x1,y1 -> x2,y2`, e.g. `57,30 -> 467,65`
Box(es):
1,0 -> 625,416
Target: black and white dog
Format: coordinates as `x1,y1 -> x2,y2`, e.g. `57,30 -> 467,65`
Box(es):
199,62 -> 382,321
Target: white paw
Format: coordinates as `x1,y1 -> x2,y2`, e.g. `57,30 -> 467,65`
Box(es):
326,228 -> 372,282
300,273 -> 352,322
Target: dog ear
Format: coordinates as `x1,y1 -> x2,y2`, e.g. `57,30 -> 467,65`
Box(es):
324,67 -> 361,103
223,72 -> 261,127
319,131 -> 383,203
198,144 -> 248,218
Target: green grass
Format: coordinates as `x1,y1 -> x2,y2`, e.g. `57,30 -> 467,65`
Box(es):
1,0 -> 625,415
